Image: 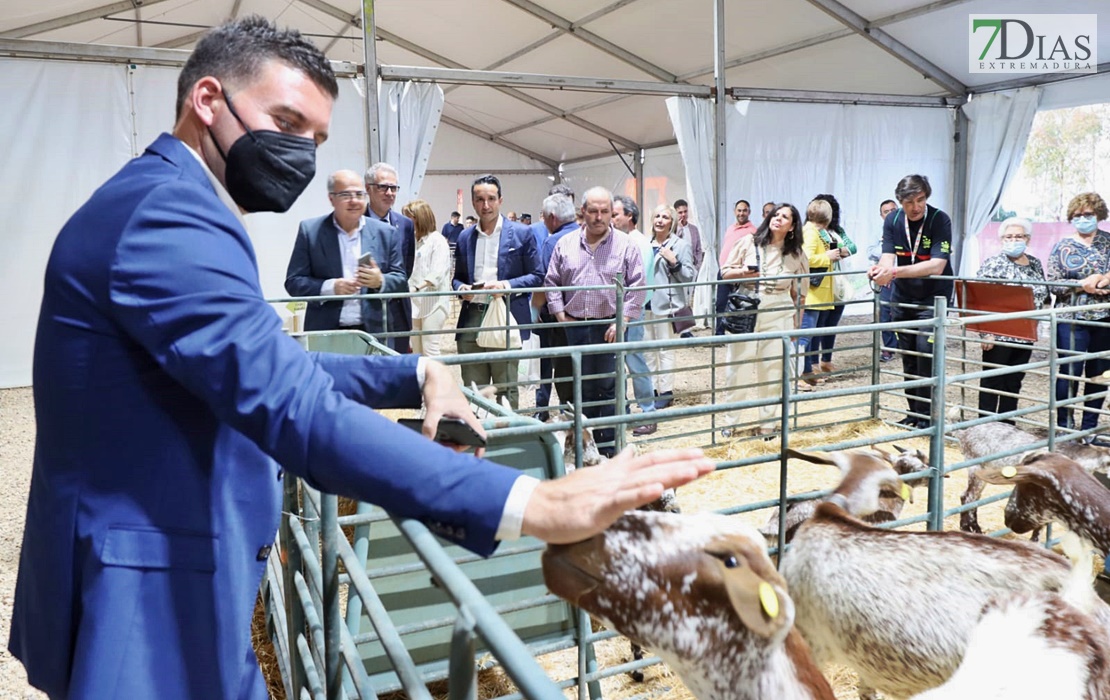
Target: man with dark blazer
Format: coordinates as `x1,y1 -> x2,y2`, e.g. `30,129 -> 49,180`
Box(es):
453,174 -> 543,409
9,20 -> 713,700
285,170 -> 405,336
365,162 -> 415,353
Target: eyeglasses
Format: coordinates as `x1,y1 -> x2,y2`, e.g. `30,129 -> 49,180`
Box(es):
370,183 -> 400,193
330,191 -> 367,201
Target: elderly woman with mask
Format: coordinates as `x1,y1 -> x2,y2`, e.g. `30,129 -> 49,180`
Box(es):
975,217 -> 1046,421
1046,192 -> 1110,432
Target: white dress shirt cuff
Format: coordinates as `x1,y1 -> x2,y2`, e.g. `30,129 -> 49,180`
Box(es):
495,475 -> 540,541
322,278 -> 338,296
416,356 -> 427,388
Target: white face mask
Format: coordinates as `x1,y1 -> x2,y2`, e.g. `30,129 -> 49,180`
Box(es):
1001,240 -> 1027,258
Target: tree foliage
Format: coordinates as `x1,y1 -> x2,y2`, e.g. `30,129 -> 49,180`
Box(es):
1020,105 -> 1108,220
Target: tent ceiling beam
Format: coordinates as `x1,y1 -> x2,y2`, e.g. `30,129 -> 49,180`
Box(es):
494,94 -> 622,137
374,28 -> 641,150
972,61 -> 1110,94
427,168 -> 552,176
295,0 -> 360,28
729,86 -> 964,107
0,0 -> 175,39
803,0 -> 967,95
0,37 -> 359,74
379,65 -> 711,97
155,28 -> 206,49
495,0 -> 676,83
677,0 -> 975,84
440,115 -> 559,169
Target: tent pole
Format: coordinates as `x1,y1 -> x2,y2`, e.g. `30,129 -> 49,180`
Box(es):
635,149 -> 645,215
361,0 -> 381,167
952,108 -> 969,274
713,0 -> 727,259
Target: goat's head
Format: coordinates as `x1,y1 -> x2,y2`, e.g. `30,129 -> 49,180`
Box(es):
979,452 -> 1110,550
788,449 -> 910,518
542,512 -> 794,660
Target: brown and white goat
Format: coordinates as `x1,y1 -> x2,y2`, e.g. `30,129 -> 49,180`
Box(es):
542,512 -> 836,700
977,452 -> 1110,555
759,445 -> 929,545
913,533 -> 1110,700
952,421 -> 1110,535
781,449 -> 1097,700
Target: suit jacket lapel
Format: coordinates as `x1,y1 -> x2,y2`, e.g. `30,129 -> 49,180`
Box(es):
320,218 -> 345,278
466,228 -> 479,283
497,225 -> 513,280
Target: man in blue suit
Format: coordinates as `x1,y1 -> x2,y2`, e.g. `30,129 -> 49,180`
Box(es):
453,174 -> 544,410
8,17 -> 713,700
285,169 -> 406,336
364,162 -> 415,353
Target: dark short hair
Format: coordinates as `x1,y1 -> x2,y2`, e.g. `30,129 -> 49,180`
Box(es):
895,174 -> 932,203
450,211 -> 460,217
549,184 -> 575,201
613,195 -> 640,226
176,15 -> 337,118
674,198 -> 689,208
471,174 -> 502,198
734,199 -> 750,209
879,199 -> 896,212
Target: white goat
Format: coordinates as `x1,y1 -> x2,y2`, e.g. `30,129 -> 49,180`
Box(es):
542,511 -> 836,700
781,448 -> 1103,700
912,533 -> 1110,700
952,421 -> 1110,535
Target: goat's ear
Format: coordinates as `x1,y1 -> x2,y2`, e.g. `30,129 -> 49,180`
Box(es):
870,446 -> 892,460
719,562 -> 791,638
785,448 -> 838,467
892,444 -> 909,454
978,464 -> 1033,485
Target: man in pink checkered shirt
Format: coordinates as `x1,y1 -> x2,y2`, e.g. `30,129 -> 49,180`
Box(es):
544,187 -> 645,456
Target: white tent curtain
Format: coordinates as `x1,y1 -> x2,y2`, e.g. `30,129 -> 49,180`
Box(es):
665,96 -> 718,321
376,81 -> 444,204
959,86 -> 1042,274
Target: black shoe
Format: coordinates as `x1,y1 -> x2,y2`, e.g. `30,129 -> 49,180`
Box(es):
897,416 -> 919,429
680,331 -> 694,339
880,351 -> 894,362
632,423 -> 658,436
654,391 -> 674,409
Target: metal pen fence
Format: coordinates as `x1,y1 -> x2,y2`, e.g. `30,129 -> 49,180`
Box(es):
265,270 -> 1110,699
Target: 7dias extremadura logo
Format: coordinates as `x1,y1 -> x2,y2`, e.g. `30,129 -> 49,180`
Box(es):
969,14 -> 1096,74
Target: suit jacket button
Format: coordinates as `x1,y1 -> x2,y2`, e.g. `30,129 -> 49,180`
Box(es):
256,545 -> 272,561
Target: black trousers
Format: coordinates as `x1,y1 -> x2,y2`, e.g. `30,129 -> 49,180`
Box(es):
978,341 -> 1033,421
893,304 -> 936,422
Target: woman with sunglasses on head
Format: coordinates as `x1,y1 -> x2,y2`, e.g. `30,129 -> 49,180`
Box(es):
1046,192 -> 1110,432
718,203 -> 809,440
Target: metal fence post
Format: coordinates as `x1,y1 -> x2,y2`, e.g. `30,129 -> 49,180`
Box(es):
321,493 -> 341,699
927,295 -> 948,532
871,288 -> 882,420
281,475 -> 305,698
572,351 -> 584,471
614,278 -> 626,454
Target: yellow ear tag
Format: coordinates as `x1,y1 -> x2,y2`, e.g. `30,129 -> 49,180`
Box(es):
758,582 -> 779,619
1001,466 -> 1017,478
901,483 -> 911,500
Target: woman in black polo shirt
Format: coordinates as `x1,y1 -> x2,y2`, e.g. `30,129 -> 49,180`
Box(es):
867,175 -> 954,429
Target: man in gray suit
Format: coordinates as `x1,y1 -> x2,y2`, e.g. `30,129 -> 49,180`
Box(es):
285,169 -> 406,336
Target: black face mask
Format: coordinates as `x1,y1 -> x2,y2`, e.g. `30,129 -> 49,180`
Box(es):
209,89 -> 317,213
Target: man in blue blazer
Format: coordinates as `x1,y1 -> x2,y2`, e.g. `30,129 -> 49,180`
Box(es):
453,175 -> 543,409
364,162 -> 415,354
285,169 -> 406,336
8,18 -> 712,700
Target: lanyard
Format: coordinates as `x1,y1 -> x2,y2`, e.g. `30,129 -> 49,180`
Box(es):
904,212 -> 925,264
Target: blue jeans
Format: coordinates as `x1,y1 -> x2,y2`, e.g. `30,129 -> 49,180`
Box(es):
624,316 -> 656,413
565,321 -> 617,455
1055,320 -> 1110,431
798,305 -> 845,374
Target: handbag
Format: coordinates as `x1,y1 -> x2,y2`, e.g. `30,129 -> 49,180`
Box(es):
670,305 -> 696,334
832,268 -> 851,302
476,296 -> 522,349
721,243 -> 761,335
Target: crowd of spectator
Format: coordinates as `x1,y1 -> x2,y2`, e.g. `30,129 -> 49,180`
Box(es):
283,163 -> 1110,446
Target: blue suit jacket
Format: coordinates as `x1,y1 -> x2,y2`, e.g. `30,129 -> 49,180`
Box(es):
284,213 -> 405,335
9,133 -> 520,700
367,208 -> 415,341
452,218 -> 543,339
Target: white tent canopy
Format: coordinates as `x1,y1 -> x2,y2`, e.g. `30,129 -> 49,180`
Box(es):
0,1 -> 1108,385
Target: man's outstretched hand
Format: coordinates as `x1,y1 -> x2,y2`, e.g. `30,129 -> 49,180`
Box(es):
521,447 -> 715,544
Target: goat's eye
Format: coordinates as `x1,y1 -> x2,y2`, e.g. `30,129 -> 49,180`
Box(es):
722,555 -> 739,568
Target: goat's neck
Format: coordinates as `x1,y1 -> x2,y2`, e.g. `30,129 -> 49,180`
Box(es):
662,629 -> 834,700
